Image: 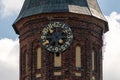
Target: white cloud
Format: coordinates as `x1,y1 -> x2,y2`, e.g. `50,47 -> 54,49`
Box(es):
0,0 -> 24,18
0,38 -> 19,80
103,12 -> 120,80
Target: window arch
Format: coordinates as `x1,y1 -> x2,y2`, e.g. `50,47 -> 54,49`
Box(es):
37,47 -> 42,69
35,47 -> 42,79
75,46 -> 81,68
75,46 -> 82,77
91,76 -> 95,80
54,53 -> 62,67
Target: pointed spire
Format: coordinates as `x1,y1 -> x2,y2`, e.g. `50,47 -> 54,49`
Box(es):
14,0 -> 106,23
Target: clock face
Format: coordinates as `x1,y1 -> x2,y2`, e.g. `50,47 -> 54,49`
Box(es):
41,21 -> 73,53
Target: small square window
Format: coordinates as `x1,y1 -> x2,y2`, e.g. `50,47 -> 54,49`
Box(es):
36,74 -> 41,78
54,72 -> 62,76
75,72 -> 81,77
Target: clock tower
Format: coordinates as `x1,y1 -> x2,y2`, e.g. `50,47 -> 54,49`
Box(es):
13,0 -> 108,80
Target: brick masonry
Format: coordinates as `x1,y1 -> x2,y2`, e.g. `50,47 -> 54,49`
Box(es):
14,13 -> 107,80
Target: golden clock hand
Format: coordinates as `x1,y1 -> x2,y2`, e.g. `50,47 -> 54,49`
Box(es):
49,29 -> 54,34
59,39 -> 63,44
43,40 -> 49,45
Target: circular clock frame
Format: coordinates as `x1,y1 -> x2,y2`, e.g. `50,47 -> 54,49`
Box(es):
40,21 -> 73,53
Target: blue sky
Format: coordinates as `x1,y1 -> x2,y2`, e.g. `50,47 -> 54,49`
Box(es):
98,0 -> 120,15
0,0 -> 119,39
0,0 -> 120,80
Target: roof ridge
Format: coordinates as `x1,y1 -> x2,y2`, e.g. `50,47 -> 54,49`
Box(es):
14,0 -> 107,23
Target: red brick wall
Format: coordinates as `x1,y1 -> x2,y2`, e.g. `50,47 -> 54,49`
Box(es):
15,13 -> 105,80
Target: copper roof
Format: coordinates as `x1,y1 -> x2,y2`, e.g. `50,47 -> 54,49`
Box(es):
14,0 -> 107,23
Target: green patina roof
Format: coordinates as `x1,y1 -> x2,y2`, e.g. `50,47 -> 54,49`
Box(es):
14,0 -> 106,23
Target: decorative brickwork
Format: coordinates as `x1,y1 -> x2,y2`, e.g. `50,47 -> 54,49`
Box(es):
13,13 -> 107,80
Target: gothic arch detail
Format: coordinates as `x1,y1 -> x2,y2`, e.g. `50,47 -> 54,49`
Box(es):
75,46 -> 81,68
37,47 -> 42,69
54,53 -> 62,67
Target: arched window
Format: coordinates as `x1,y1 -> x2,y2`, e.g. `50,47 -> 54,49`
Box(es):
75,46 -> 82,77
54,53 -> 61,67
76,46 -> 81,68
91,76 -> 95,80
37,47 -> 42,69
54,53 -> 62,76
35,47 -> 42,79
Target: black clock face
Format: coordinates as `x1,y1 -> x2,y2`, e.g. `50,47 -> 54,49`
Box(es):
41,22 -> 73,53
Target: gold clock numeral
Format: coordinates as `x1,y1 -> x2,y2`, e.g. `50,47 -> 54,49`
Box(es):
67,35 -> 73,39
42,28 -> 48,35
54,22 -> 61,27
48,24 -> 53,29
67,28 -> 71,32
61,46 -> 66,51
63,30 -> 68,33
66,42 -> 70,45
41,36 -> 46,39
61,24 -> 65,28
47,47 -> 50,51
47,46 -> 53,51
55,47 -> 59,52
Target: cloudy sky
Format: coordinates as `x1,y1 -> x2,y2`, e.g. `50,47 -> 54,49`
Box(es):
0,0 -> 120,80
